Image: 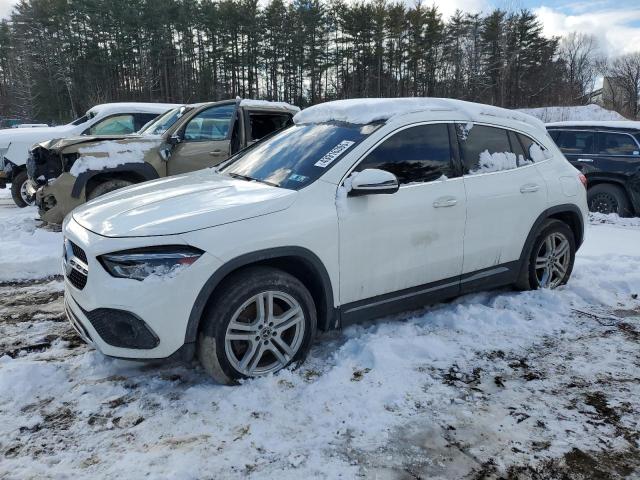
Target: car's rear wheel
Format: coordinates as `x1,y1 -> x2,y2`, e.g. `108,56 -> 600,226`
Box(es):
197,267 -> 317,384
11,170 -> 33,208
516,219 -> 575,290
587,183 -> 632,217
87,179 -> 133,200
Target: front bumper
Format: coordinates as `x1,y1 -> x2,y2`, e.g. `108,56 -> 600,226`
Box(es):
0,170 -> 6,189
62,216 -> 222,360
36,174 -> 85,224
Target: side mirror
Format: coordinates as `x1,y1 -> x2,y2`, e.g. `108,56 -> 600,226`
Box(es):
349,168 -> 399,196
168,133 -> 182,145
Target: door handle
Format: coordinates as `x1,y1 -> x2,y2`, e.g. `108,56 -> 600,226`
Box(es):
577,158 -> 594,163
209,150 -> 224,156
520,184 -> 540,193
433,197 -> 458,208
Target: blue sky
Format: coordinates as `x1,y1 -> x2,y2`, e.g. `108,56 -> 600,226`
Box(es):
1,0 -> 639,56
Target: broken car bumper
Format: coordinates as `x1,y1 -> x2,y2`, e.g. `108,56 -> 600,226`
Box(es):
35,173 -> 85,224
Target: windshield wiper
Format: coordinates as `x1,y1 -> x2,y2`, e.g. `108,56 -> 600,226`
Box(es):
227,172 -> 279,188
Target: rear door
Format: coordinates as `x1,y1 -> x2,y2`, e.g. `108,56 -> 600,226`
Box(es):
167,103 -> 237,175
595,130 -> 640,176
551,129 -> 596,171
459,124 -> 548,280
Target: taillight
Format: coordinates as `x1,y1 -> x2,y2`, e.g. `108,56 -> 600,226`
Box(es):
578,174 -> 587,189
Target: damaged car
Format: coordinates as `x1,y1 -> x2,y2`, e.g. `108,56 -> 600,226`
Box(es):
27,99 -> 299,224
0,102 -> 178,207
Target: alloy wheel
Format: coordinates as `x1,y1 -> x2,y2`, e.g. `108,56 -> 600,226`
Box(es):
224,291 -> 306,377
20,180 -> 34,206
535,232 -> 571,289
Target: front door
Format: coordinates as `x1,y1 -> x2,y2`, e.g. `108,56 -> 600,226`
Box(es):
167,103 -> 237,175
338,123 -> 466,311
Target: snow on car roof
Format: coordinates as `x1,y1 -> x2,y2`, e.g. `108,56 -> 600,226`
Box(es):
87,102 -> 181,117
239,99 -> 300,113
293,98 -> 546,132
546,120 -> 640,130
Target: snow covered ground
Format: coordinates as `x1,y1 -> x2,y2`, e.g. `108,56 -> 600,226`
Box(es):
0,189 -> 639,479
518,104 -> 626,123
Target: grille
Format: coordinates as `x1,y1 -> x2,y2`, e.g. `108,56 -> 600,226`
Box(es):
70,241 -> 88,263
65,239 -> 88,290
68,268 -> 88,290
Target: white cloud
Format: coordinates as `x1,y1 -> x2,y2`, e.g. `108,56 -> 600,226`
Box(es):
430,0 -> 490,18
534,5 -> 640,56
0,0 -> 17,19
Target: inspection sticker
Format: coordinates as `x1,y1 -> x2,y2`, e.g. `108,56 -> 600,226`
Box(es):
314,140 -> 355,168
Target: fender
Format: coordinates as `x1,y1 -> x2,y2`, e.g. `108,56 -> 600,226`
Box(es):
184,246 -> 336,346
71,163 -> 160,198
517,204 -> 585,278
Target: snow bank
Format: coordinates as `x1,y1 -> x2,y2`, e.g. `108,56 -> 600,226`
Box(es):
295,98 -> 546,132
70,141 -> 155,176
0,204 -> 62,281
517,104 -> 625,123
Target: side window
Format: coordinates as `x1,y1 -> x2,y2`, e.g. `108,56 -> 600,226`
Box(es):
516,132 -> 550,164
183,104 -> 235,141
134,113 -> 161,132
555,130 -> 594,155
459,125 -> 516,174
248,113 -> 292,141
86,114 -> 135,135
598,132 -> 639,155
354,123 -> 454,184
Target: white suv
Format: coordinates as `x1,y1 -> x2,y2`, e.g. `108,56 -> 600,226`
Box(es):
62,98 -> 588,384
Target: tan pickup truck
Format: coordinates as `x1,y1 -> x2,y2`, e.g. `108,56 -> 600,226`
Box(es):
27,98 -> 299,223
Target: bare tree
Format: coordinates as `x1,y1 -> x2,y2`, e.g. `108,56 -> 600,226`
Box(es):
558,32 -> 599,104
601,52 -> 640,118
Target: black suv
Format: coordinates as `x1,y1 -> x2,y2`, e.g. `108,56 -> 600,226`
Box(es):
547,121 -> 640,217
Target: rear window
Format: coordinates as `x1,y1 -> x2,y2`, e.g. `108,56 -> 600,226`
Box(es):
598,132 -> 639,155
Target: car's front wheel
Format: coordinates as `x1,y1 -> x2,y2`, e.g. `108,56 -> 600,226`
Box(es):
11,170 -> 33,208
197,266 -> 317,384
87,179 -> 134,200
516,219 -> 576,290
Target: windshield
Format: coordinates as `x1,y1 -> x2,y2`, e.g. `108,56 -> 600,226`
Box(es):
139,106 -> 188,135
220,122 -> 374,190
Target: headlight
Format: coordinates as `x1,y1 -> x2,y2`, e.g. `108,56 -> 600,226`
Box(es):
99,246 -> 203,281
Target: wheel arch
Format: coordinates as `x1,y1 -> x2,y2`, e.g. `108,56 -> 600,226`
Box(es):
519,204 -> 584,268
71,163 -> 160,199
586,175 -> 637,215
184,247 -> 336,348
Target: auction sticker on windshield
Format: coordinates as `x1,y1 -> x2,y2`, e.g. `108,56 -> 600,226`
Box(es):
314,140 -> 355,168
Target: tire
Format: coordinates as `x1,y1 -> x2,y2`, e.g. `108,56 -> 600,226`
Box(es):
197,266 -> 317,385
87,179 -> 133,200
10,170 -> 32,208
515,219 -> 576,291
587,183 -> 632,217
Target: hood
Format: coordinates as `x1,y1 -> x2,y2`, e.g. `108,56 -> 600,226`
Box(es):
72,169 -> 297,237
39,134 -> 145,153
0,125 -> 74,146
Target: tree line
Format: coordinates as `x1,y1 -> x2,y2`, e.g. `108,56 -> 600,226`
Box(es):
0,0 -> 607,124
